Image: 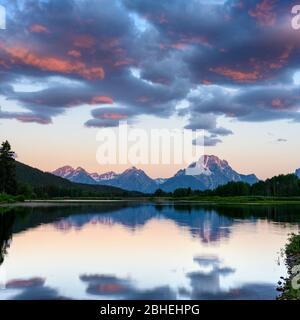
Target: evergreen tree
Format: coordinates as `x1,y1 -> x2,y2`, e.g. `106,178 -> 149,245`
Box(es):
0,141 -> 17,194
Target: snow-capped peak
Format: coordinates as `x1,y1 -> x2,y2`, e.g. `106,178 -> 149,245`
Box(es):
90,172 -> 100,180
186,155 -> 229,176
201,155 -> 228,168
52,165 -> 75,178
90,171 -> 118,182
100,171 -> 117,180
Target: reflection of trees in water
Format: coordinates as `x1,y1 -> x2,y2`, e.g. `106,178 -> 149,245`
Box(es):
213,204 -> 300,221
0,203 -> 299,300
173,203 -> 300,222
0,210 -> 15,266
1,203 -> 300,258
50,203 -> 300,243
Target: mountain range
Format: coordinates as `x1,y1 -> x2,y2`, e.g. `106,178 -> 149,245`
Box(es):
15,161 -> 136,196
52,155 -> 261,194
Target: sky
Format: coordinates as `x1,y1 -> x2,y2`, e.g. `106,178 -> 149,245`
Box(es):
0,0 -> 300,179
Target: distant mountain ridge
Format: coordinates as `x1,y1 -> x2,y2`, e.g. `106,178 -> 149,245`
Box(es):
52,155 -> 259,193
15,161 -> 130,196
52,166 -> 96,185
52,165 -> 158,194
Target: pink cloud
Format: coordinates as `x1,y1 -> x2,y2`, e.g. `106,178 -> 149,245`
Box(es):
91,96 -> 114,105
0,45 -> 105,80
67,50 -> 82,58
210,66 -> 260,82
248,0 -> 277,26
29,24 -> 49,34
73,35 -> 96,48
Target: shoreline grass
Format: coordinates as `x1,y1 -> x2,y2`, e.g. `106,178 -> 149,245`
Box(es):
278,233 -> 300,300
2,195 -> 300,207
0,193 -> 25,204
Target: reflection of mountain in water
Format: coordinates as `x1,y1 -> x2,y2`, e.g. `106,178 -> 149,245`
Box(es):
1,203 -> 300,300
1,203 -> 300,268
2,203 -> 300,240
52,204 -> 234,244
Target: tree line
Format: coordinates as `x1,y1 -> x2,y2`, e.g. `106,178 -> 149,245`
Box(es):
155,174 -> 300,198
0,140 -> 17,195
1,140 -> 300,199
0,140 -> 141,199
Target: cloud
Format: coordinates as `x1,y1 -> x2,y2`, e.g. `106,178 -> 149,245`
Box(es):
0,110 -> 52,124
185,84 -> 300,129
210,67 -> 260,83
210,127 -> 233,136
0,0 -> 299,143
29,24 -> 49,34
248,0 -> 277,27
90,96 -> 114,105
193,135 -> 222,147
0,45 -> 105,80
85,106 -> 135,127
185,113 -> 217,131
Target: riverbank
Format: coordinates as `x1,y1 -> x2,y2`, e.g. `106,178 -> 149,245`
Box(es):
2,195 -> 300,207
172,195 -> 300,205
278,233 -> 300,300
0,193 -> 25,204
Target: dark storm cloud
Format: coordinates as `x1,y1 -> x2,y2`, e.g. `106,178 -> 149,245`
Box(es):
0,0 -> 299,143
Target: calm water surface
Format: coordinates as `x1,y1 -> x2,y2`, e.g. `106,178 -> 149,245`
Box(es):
0,203 -> 299,300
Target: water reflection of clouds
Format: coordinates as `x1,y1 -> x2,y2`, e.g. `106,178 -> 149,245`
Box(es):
3,277 -> 69,300
182,255 -> 274,300
79,266 -> 275,300
80,274 -> 176,300
186,254 -> 236,298
2,267 -> 276,300
187,282 -> 276,300
1,204 -> 296,300
78,254 -> 275,300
